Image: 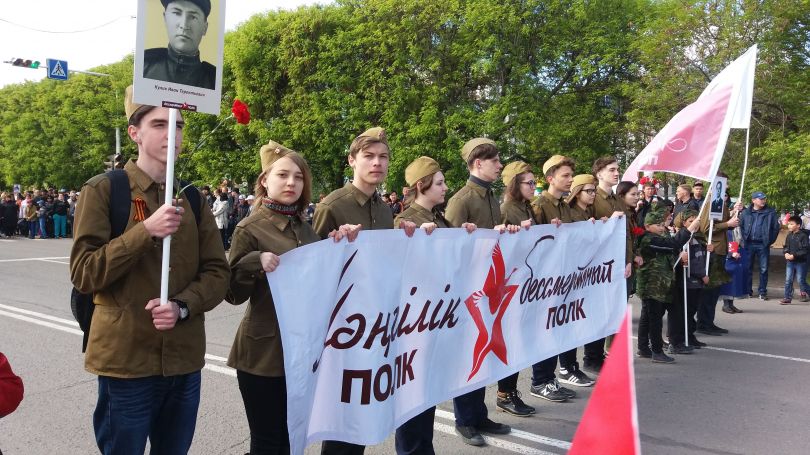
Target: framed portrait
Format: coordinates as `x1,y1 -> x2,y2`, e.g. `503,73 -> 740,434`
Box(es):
709,176 -> 727,221
132,0 -> 225,115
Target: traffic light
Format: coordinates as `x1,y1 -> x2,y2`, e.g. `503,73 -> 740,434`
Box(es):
104,153 -> 124,171
10,58 -> 40,69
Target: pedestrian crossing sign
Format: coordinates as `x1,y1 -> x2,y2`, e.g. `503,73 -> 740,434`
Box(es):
46,59 -> 68,80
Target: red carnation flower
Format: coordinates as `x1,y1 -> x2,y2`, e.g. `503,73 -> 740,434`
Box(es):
632,226 -> 645,237
232,99 -> 250,125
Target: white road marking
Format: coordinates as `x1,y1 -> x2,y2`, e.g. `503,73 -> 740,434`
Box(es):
0,256 -> 70,263
434,409 -> 571,450
0,303 -> 80,327
433,422 -> 558,455
38,259 -> 70,264
0,309 -> 83,336
702,345 -> 810,363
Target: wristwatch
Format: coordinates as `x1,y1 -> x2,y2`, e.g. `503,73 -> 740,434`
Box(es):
172,299 -> 190,322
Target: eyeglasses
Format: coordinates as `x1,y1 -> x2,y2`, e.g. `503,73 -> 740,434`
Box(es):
520,180 -> 537,186
581,189 -> 597,194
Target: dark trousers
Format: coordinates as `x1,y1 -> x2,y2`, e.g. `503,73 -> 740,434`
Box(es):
497,372 -> 519,392
531,348 -> 577,386
237,370 -> 289,455
697,286 -> 722,330
94,371 -> 201,455
452,387 -> 487,426
395,407 -> 436,455
638,298 -> 666,353
747,242 -> 770,295
320,442 -> 365,454
669,287 -> 700,346
583,338 -> 606,366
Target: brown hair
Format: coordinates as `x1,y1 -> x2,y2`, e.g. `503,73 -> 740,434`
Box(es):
466,143 -> 499,169
252,153 -> 313,214
504,172 -> 530,202
349,135 -> 389,158
404,173 -> 436,206
127,106 -> 157,127
591,156 -> 618,176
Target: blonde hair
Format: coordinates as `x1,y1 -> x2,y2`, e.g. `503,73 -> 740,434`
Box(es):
252,153 -> 313,214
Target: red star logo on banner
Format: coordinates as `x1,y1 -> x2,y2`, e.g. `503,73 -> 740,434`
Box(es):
465,242 -> 518,380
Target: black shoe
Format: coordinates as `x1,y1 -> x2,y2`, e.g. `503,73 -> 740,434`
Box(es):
722,306 -> 735,314
668,344 -> 695,355
759,294 -> 768,301
637,349 -> 652,358
496,391 -> 535,416
455,425 -> 485,446
475,418 -> 511,435
651,351 -> 675,363
711,325 -> 729,334
731,304 -> 744,313
688,338 -> 707,348
558,366 -> 595,387
696,327 -> 722,336
529,380 -> 569,402
583,361 -> 603,374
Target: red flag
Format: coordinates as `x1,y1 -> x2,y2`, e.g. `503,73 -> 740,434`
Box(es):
568,309 -> 640,455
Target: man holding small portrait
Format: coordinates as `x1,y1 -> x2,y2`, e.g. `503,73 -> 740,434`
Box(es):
143,0 -> 216,90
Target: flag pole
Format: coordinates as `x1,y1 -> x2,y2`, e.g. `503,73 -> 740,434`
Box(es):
160,108 -> 179,306
683,243 -> 690,347
737,128 -> 751,202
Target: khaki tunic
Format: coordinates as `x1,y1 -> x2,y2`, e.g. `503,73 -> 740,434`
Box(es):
531,191 -> 572,224
500,200 -> 535,226
226,205 -> 320,377
445,180 -> 500,229
593,187 -> 623,219
69,160 -> 229,378
313,183 -> 394,239
394,202 -> 449,228
569,203 -> 595,222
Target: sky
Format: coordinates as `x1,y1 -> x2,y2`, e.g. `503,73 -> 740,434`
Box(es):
0,0 -> 322,88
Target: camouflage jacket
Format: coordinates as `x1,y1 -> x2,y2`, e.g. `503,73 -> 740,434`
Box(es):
636,228 -> 692,303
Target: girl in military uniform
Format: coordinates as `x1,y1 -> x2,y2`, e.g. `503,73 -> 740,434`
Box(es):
226,140 -> 320,454
393,156 -> 476,454
566,174 -> 598,222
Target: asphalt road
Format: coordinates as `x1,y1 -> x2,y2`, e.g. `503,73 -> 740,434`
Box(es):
1,237 -> 809,454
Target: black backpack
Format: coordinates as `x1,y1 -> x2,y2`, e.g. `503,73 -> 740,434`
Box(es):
70,170 -> 201,352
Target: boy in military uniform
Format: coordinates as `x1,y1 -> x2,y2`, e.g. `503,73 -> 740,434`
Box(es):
636,206 -> 701,363
444,138 -> 513,446
69,86 -> 229,454
529,156 -> 594,403
314,128 -> 415,455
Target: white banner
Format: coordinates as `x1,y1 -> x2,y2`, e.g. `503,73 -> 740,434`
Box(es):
268,219 -> 628,454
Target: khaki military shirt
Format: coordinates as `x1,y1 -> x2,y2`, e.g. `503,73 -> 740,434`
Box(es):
313,183 -> 394,239
394,202 -> 449,228
500,200 -> 535,226
570,203 -> 595,222
143,47 -> 216,90
531,191 -> 572,224
226,205 -> 320,377
593,187 -> 624,219
445,180 -> 500,229
70,160 -> 229,378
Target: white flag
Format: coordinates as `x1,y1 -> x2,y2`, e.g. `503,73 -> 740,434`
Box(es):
699,44 -> 757,129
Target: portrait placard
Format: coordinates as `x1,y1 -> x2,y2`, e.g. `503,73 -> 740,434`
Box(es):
709,176 -> 727,220
133,0 -> 225,115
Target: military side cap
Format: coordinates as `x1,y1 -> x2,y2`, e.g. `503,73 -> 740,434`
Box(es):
260,140 -> 296,172
460,138 -> 496,162
501,161 -> 532,186
124,85 -> 143,120
542,155 -> 571,175
404,156 -> 441,186
644,205 -> 666,225
571,174 -> 596,188
357,127 -> 388,144
161,0 -> 211,17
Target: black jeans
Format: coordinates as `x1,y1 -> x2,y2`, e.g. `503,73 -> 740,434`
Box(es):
531,348 -> 577,386
452,387 -> 487,426
395,407 -> 435,455
669,283 -> 700,346
583,338 -> 606,366
320,441 -> 364,454
639,298 -> 666,353
497,372 -> 519,392
237,370 -> 289,455
697,286 -> 722,329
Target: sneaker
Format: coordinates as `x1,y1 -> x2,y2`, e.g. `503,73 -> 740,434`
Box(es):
496,391 -> 535,417
529,380 -> 568,402
558,367 -> 595,387
801,293 -> 809,303
556,381 -> 577,399
583,360 -> 603,374
651,351 -> 675,363
780,298 -> 791,305
688,338 -> 707,348
637,349 -> 652,358
759,294 -> 768,301
455,425 -> 485,446
668,344 -> 695,355
475,418 -> 511,435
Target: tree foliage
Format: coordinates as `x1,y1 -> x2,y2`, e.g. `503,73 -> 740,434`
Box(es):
0,0 -> 807,210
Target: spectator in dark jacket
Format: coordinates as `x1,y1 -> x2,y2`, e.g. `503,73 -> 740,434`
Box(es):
739,191 -> 781,299
0,192 -> 18,238
781,215 -> 810,304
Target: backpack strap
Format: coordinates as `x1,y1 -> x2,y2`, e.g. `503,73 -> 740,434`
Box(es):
107,170 -> 131,239
179,181 -> 201,226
